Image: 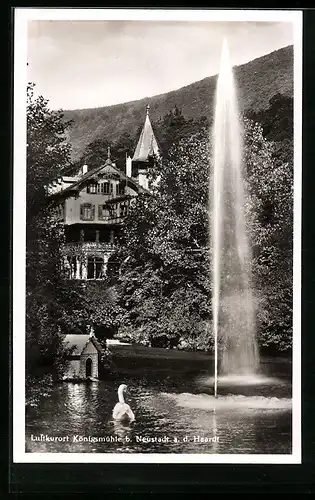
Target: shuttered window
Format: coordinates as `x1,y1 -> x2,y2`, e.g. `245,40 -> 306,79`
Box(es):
97,181 -> 113,194
80,203 -> 95,221
87,183 -> 97,194
98,204 -> 110,220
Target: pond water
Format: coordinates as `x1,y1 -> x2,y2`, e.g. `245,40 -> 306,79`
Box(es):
26,358 -> 292,455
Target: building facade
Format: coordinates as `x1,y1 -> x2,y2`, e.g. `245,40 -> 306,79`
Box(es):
48,105 -> 159,281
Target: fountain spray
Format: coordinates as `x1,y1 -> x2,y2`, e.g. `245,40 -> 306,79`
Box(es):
211,39 -> 259,397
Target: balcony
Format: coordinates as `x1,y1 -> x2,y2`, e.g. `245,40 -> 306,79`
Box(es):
61,241 -> 116,256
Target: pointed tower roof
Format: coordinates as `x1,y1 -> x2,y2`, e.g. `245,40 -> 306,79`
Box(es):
132,104 -> 159,162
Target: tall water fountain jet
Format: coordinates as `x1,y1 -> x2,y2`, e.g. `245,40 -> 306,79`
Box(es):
211,39 -> 259,396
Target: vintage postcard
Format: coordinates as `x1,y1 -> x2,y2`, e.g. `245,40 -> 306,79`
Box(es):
13,8 -> 302,464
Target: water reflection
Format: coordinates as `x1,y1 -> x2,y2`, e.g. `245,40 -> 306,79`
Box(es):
26,365 -> 292,455
112,420 -> 133,441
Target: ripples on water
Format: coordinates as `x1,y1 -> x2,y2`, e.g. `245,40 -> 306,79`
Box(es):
25,360 -> 292,455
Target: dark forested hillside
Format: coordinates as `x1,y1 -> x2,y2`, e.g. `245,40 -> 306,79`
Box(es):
63,45 -> 293,161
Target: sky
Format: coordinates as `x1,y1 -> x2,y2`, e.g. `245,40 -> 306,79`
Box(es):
27,20 -> 293,110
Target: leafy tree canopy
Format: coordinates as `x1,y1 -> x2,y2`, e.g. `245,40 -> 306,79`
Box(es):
27,82 -> 73,216
116,116 -> 293,352
26,84 -> 78,380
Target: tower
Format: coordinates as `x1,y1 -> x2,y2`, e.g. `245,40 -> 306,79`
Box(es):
132,104 -> 160,190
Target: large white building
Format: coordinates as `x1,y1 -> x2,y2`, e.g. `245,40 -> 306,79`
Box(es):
48,105 -> 159,281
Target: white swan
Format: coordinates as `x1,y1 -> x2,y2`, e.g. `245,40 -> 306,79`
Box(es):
112,384 -> 135,423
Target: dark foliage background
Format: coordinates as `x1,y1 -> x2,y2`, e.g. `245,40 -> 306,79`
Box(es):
113,99 -> 293,352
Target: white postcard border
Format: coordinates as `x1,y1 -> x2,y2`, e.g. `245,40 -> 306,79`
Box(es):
13,8 -> 303,464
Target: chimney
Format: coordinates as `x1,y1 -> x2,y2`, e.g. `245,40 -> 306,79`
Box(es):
126,156 -> 132,177
82,164 -> 88,175
89,325 -> 95,338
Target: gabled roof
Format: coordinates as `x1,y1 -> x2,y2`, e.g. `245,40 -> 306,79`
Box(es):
49,158 -> 150,199
64,334 -> 103,355
132,105 -> 160,163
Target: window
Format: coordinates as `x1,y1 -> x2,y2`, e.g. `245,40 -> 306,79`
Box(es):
97,181 -> 113,195
117,183 -> 125,196
80,203 -> 95,221
98,204 -> 111,220
120,202 -> 128,217
87,183 -> 97,194
98,204 -> 118,220
87,256 -> 104,279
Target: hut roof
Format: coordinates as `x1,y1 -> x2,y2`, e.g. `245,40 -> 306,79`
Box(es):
63,334 -> 103,355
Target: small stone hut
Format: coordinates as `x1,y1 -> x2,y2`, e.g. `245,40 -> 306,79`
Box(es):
63,333 -> 103,380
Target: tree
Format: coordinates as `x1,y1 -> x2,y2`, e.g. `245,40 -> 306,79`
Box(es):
243,117 -> 293,352
27,82 -> 72,217
81,137 -> 113,171
78,107 -> 208,175
153,105 -> 209,158
116,129 -> 213,349
116,117 -> 293,353
245,93 -> 293,168
80,132 -> 137,173
113,132 -> 137,172
26,83 -> 75,382
246,93 -> 293,143
77,281 -> 121,340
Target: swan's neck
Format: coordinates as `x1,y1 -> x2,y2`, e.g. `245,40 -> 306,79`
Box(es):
118,388 -> 125,404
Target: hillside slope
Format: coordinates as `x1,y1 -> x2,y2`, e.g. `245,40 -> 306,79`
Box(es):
64,45 -> 293,161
